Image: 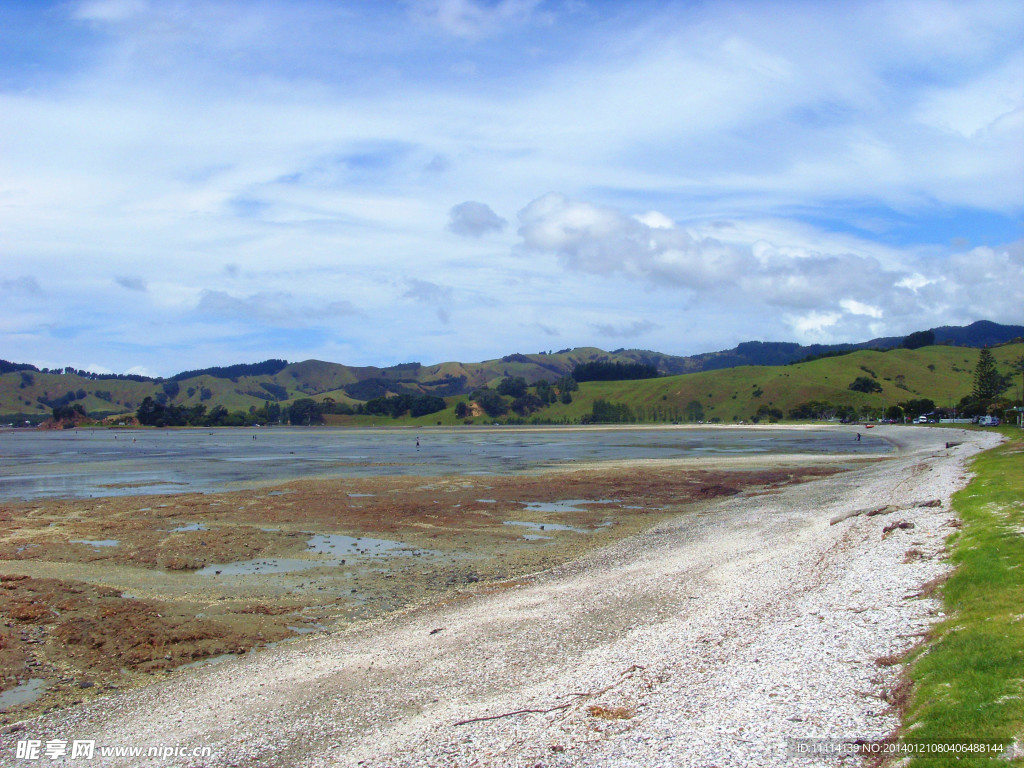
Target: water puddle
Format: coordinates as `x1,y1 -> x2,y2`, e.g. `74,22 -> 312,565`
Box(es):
503,520 -> 588,534
520,499 -> 619,513
169,523 -> 207,532
306,534 -> 427,557
70,539 -> 120,548
197,534 -> 433,576
286,624 -> 327,635
0,679 -> 47,711
177,653 -> 238,672
196,558 -> 325,576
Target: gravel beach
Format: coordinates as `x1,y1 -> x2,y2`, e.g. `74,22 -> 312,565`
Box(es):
0,426 -> 1001,768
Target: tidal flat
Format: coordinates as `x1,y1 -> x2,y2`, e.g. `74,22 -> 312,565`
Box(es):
0,427 -> 882,723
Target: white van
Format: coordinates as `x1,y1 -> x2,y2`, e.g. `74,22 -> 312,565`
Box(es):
916,415 -> 929,424
979,415 -> 1001,426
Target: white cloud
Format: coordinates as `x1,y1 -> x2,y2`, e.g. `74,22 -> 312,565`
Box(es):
633,211 -> 674,230
787,311 -> 841,339
518,193 -> 1024,344
839,299 -> 883,318
0,1 -> 1020,374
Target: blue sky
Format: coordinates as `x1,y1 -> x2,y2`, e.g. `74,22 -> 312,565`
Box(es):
1,0 -> 1022,376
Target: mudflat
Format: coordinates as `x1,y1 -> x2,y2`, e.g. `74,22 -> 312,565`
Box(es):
0,453 -> 846,724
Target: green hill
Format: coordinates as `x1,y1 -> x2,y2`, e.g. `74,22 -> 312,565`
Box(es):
329,342 -> 1024,428
2,336 -> 1022,427
538,343 -> 1024,425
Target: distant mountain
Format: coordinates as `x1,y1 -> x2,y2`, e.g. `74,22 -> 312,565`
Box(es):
664,320 -> 1024,372
2,320 -> 1021,421
928,320 -> 1024,348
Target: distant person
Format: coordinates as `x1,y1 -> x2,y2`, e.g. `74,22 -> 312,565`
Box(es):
856,432 -> 861,442
416,437 -> 420,451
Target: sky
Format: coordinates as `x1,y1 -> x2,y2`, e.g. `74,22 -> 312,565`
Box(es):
1,0 -> 1022,377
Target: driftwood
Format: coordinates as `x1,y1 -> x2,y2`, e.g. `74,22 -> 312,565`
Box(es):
453,702 -> 574,726
829,504 -> 898,525
829,497 -> 945,526
453,664 -> 646,727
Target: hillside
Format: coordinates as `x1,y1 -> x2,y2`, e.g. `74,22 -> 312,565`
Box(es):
1,321 -> 1022,425
328,343 -> 1023,427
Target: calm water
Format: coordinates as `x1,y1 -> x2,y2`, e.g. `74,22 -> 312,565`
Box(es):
0,426 -> 889,501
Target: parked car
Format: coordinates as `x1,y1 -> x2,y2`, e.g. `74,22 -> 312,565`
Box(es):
979,415 -> 1001,426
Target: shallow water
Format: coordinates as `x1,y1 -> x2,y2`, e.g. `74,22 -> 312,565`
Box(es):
70,539 -> 120,548
0,679 -> 47,712
196,533 -> 433,576
0,426 -> 888,501
503,520 -> 589,534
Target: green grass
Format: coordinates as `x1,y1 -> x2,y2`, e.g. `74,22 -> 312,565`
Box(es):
898,427 -> 1024,766
535,343 -> 1024,424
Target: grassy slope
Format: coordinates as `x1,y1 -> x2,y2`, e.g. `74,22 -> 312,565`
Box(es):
2,343 -> 1021,424
315,344 -> 1023,428
899,428 -> 1024,766
536,343 -> 1024,425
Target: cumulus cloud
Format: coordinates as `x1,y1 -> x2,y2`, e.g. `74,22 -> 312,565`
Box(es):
839,299 -> 883,318
516,194 -> 918,322
196,290 -> 359,326
448,201 -> 507,237
114,275 -> 147,292
517,193 -> 1024,344
0,1 -> 1020,372
517,193 -> 752,288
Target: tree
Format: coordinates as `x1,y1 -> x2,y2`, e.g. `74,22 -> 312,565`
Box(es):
534,379 -> 555,404
848,376 -> 882,394
972,348 -> 1005,401
684,400 -> 704,422
753,405 -> 783,423
496,377 -> 528,398
409,395 -> 446,417
899,398 -> 935,417
287,398 -> 323,425
572,361 -> 659,382
511,393 -> 544,416
470,388 -> 508,418
584,399 -> 635,423
902,330 -> 935,350
206,405 -> 229,426
556,375 -> 578,394
454,401 -> 470,419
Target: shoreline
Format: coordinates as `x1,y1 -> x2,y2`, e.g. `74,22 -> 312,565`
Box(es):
0,426 -> 1000,767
